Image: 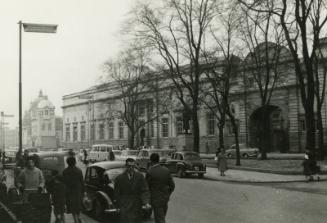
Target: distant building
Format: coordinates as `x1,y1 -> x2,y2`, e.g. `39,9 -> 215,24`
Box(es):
23,90 -> 58,149
0,127 -> 18,150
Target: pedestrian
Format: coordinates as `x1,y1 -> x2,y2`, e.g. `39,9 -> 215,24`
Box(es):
63,157 -> 84,223
83,148 -> 88,164
48,170 -> 66,223
302,151 -> 320,182
16,157 -> 45,201
217,149 -> 228,176
146,153 -> 175,223
0,163 -> 7,202
114,158 -> 151,223
108,149 -> 115,161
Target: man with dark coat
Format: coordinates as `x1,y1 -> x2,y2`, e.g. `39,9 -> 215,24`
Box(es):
146,153 -> 175,223
114,158 -> 150,223
63,157 -> 84,223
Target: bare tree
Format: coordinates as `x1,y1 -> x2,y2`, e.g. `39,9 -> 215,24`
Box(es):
102,47 -> 157,149
238,0 -> 327,158
132,0 -> 218,152
201,1 -> 243,165
238,3 -> 286,159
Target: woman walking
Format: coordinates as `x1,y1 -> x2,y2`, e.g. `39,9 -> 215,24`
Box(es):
217,150 -> 228,176
63,157 -> 84,223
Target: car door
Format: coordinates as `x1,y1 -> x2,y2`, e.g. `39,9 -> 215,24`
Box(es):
85,167 -> 99,202
167,153 -> 179,173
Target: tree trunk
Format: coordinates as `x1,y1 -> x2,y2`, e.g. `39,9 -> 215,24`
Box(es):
218,123 -> 225,149
129,131 -> 135,149
192,110 -> 200,153
230,117 -> 240,166
305,102 -> 316,153
317,108 -> 324,160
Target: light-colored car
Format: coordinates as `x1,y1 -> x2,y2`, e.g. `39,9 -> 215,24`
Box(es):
89,144 -> 114,162
117,149 -> 139,161
225,144 -> 259,158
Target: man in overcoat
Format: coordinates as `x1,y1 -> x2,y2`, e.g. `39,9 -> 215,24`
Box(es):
146,153 -> 175,223
114,158 -> 151,223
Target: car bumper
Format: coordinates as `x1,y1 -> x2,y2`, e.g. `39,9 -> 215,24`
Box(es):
104,208 -> 120,213
185,170 -> 206,174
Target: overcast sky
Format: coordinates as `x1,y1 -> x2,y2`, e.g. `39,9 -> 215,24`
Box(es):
0,0 -> 134,129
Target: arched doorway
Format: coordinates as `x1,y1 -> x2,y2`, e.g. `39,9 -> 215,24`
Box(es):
249,105 -> 289,153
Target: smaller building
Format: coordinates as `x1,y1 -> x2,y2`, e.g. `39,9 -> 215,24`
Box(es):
23,90 -> 58,149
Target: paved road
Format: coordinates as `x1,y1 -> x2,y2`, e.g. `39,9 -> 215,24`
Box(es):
5,161 -> 327,223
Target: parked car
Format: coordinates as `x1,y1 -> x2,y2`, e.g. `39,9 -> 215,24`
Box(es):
4,148 -> 18,164
225,144 -> 259,158
23,147 -> 39,154
89,144 -> 114,162
116,150 -> 139,161
83,161 -> 152,220
165,151 -> 206,178
135,148 -> 175,170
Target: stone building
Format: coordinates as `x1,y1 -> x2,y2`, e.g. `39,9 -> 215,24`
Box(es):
62,42 -> 327,153
23,90 -> 58,149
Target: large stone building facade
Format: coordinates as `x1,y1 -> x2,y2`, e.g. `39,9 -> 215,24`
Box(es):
62,43 -> 327,153
23,90 -> 59,149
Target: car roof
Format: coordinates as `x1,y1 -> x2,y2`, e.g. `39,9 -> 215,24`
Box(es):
175,151 -> 199,155
29,151 -> 69,157
89,160 -> 126,170
140,148 -> 175,152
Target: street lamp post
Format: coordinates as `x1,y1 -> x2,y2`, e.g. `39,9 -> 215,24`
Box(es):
18,21 -> 58,157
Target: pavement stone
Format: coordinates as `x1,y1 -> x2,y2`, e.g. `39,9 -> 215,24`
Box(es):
205,167 -> 327,183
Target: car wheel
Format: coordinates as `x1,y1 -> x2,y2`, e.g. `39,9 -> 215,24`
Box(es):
243,153 -> 249,158
198,173 -> 204,178
177,168 -> 185,178
93,198 -> 104,220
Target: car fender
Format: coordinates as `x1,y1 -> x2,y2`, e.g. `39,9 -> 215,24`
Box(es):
95,191 -> 113,209
176,162 -> 186,169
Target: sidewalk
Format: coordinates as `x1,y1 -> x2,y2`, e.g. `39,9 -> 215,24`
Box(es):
205,167 -> 327,183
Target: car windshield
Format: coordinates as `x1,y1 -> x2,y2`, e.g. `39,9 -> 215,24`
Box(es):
151,150 -> 173,158
126,151 -> 139,156
184,153 -> 200,160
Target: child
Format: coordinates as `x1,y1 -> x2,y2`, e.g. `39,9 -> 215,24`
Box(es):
302,154 -> 313,182
48,170 -> 66,223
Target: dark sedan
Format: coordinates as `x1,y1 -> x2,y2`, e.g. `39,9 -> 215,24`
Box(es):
83,161 -> 152,220
165,151 -> 206,178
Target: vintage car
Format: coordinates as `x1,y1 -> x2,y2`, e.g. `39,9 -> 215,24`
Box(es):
135,148 -> 175,170
165,151 -> 206,178
83,161 -> 152,219
225,143 -> 259,158
116,149 -> 139,161
89,144 -> 115,162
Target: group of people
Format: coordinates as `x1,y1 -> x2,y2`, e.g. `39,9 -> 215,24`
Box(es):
115,153 -> 175,223
13,151 -> 84,223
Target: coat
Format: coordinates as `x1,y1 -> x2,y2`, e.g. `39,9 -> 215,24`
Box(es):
114,170 -> 150,223
146,164 -> 175,207
217,153 -> 228,172
63,166 -> 84,214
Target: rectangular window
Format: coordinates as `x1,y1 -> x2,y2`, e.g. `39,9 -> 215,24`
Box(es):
150,121 -> 154,137
176,116 -> 183,135
138,103 -> 146,117
99,123 -> 105,140
162,118 -> 169,137
108,122 -> 114,139
65,124 -> 70,142
73,123 -> 78,141
207,114 -> 215,136
45,110 -> 49,115
90,124 -> 95,140
48,123 -> 52,131
119,122 -> 124,139
80,123 -> 86,141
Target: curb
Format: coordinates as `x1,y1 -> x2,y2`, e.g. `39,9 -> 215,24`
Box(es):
206,163 -> 327,175
203,174 -> 327,184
